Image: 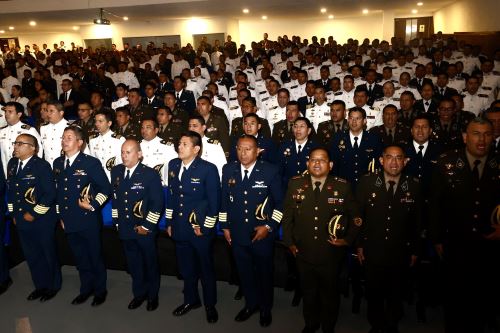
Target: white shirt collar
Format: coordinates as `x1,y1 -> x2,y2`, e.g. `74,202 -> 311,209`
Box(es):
295,139 -> 308,152
413,140 -> 429,155
65,151 -> 80,167
240,161 -> 257,179
349,131 -> 363,146
125,162 -> 140,178
19,155 -> 33,166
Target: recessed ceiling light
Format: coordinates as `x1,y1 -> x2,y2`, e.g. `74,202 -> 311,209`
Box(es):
412,9 -> 418,14
8,26 -> 14,30
262,15 -> 267,20
417,2 -> 423,6
362,9 -> 369,14
0,30 -> 5,34
328,15 -> 334,19
29,21 -> 36,26
123,16 -> 129,21
242,8 -> 249,14
321,8 -> 327,13
72,26 -> 79,30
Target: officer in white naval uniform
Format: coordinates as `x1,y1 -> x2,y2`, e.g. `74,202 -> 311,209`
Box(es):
40,101 -> 69,167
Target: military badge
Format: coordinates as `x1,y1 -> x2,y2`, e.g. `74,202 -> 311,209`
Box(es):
228,177 -> 236,187
284,148 -> 291,157
491,204 -> 500,226
133,200 -> 144,219
327,214 -> 347,238
456,158 -> 464,169
338,140 -> 346,150
24,187 -> 36,205
255,197 -> 269,221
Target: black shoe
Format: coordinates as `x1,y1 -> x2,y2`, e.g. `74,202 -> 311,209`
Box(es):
91,291 -> 107,307
128,297 -> 145,310
235,307 -> 258,322
291,289 -> 302,307
205,306 -> 218,323
147,299 -> 159,312
27,289 -> 45,301
234,287 -> 242,300
259,310 -> 272,327
71,292 -> 92,305
172,302 -> 201,316
40,290 -> 58,302
302,324 -> 320,333
0,278 -> 12,295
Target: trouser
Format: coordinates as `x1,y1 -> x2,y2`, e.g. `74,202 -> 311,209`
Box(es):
122,234 -> 160,300
18,224 -> 61,291
365,264 -> 405,331
175,236 -> 217,306
297,248 -> 346,333
66,226 -> 107,295
232,236 -> 274,312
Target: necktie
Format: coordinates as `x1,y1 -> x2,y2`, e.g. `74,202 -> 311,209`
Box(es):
160,125 -> 164,133
65,91 -> 68,102
336,123 -> 341,132
443,124 -> 449,132
368,84 -> 373,95
242,169 -> 249,185
387,180 -> 396,199
472,160 -> 481,183
440,88 -> 444,96
288,123 -> 293,132
309,97 -> 313,104
417,145 -> 424,159
17,161 -> 23,175
148,99 -> 152,104
314,181 -> 321,200
297,145 -> 302,154
425,101 -> 429,107
176,92 -> 180,99
419,79 -> 422,86
180,166 -> 187,182
125,169 -> 130,180
65,159 -> 70,170
387,129 -> 393,143
353,136 -> 359,149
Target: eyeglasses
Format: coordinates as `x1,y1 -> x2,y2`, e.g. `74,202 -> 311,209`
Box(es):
12,141 -> 34,147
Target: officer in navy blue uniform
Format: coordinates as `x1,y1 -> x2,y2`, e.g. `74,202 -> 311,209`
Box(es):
0,159 -> 11,296
278,117 -> 319,190
229,113 -> 277,163
220,135 -> 284,327
111,139 -> 164,311
6,134 -> 61,302
53,126 -> 111,306
329,107 -> 383,188
165,131 -> 220,323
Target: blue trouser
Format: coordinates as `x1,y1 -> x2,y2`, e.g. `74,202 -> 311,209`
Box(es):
66,225 -> 107,295
122,234 -> 160,300
0,220 -> 9,284
232,236 -> 274,312
18,224 -> 61,291
175,236 -> 217,306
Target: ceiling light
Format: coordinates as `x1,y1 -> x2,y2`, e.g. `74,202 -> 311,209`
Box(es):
417,2 -> 423,6
29,21 -> 36,26
262,15 -> 267,20
72,26 -> 79,31
362,9 -> 369,14
242,8 -> 249,14
0,30 -> 4,34
328,15 -> 334,19
8,26 -> 14,30
412,9 -> 418,14
321,8 -> 327,13
123,16 -> 129,21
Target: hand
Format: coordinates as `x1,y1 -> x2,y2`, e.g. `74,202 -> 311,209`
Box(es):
63,100 -> 74,107
434,243 -> 444,260
23,212 -> 35,222
60,220 -> 65,230
288,245 -> 298,257
328,236 -> 348,247
193,226 -> 203,237
252,226 -> 269,242
223,229 -> 231,245
166,226 -> 172,237
134,226 -> 149,235
484,224 -> 500,241
356,248 -> 365,265
78,195 -> 92,210
410,255 -> 418,267
12,218 -> 16,225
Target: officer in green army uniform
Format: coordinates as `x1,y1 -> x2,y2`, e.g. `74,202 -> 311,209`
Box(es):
157,106 -> 182,145
164,92 -> 189,130
231,97 -> 272,140
74,102 -> 97,143
282,147 -> 362,333
114,107 -> 141,140
316,100 -> 349,147
271,101 -> 301,146
196,96 -> 231,157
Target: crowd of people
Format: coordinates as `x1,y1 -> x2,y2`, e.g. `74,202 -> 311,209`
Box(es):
0,32 -> 499,333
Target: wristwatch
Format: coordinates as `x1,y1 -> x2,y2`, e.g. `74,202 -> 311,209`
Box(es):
264,224 -> 272,232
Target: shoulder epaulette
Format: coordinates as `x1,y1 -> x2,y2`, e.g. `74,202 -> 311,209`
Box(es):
21,124 -> 31,130
334,91 -> 343,96
478,94 -> 488,98
290,85 -> 298,89
248,87 -> 255,90
375,97 -> 384,101
291,175 -> 302,180
207,139 -> 220,145
111,133 -> 122,139
89,133 -> 99,140
259,90 -> 267,94
334,176 -> 347,183
41,122 -> 49,126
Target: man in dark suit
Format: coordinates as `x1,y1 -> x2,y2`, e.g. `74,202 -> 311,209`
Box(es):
143,82 -> 164,109
430,118 -> 500,333
434,73 -> 458,101
356,145 -> 421,333
282,147 -> 362,333
370,104 -> 411,147
59,78 -> 82,119
156,72 -> 174,98
173,76 -> 196,116
7,133 -> 62,301
414,82 -> 439,120
431,50 -> 449,75
220,135 -> 283,327
297,81 -> 317,116
53,126 -> 111,306
329,107 -> 383,188
315,66 -> 332,92
111,139 -> 164,311
410,64 -> 434,93
272,101 -> 301,146
127,88 -> 155,127
166,131 -> 220,323
359,69 -> 384,106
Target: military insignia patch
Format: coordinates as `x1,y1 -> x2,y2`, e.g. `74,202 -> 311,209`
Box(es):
354,217 -> 362,227
456,158 -> 465,169
401,181 -> 408,192
375,177 -> 383,187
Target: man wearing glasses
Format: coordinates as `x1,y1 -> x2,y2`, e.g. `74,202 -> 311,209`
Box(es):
6,134 -> 61,301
